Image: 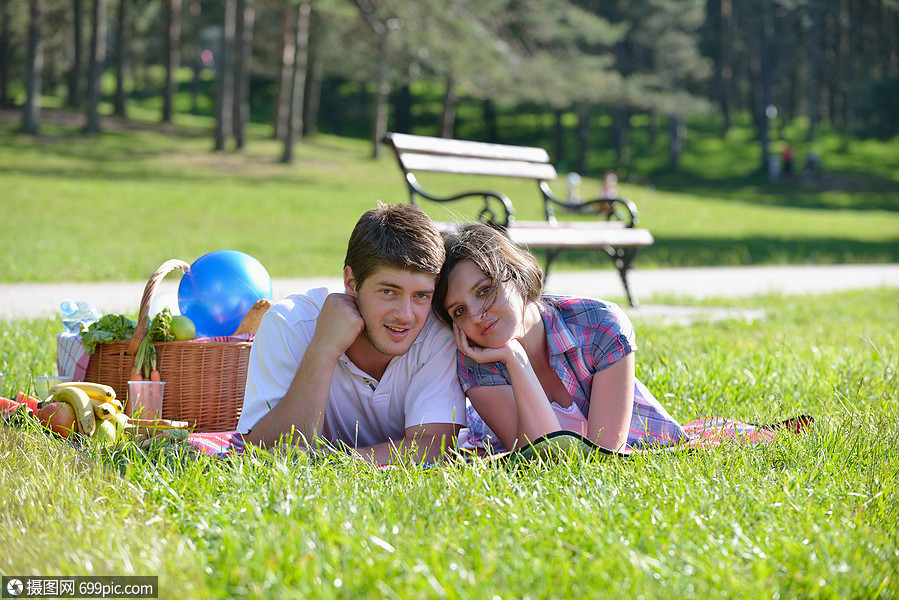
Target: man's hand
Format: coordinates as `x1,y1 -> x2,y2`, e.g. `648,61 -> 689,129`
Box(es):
310,293 -> 365,360
353,423 -> 462,465
244,294 -> 363,449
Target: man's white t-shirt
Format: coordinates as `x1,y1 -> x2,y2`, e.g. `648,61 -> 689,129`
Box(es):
237,288 -> 466,448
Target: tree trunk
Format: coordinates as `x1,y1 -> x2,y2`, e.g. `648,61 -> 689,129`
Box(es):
85,0 -> 105,133
752,8 -> 774,174
553,109 -> 565,169
668,114 -> 685,170
393,83 -> 411,134
370,29 -> 390,159
162,0 -> 181,123
302,33 -> 322,137
613,107 -> 629,165
112,0 -> 129,117
824,1 -> 840,127
214,0 -> 236,151
440,75 -> 457,138
483,99 -> 497,142
719,0 -> 733,133
0,0 -> 14,108
233,0 -> 254,150
65,0 -> 84,108
838,0 -> 851,128
889,7 -> 899,77
785,21 -> 799,125
575,106 -> 589,174
280,1 -> 310,164
188,0 -> 201,115
22,0 -> 44,135
273,4 -> 292,141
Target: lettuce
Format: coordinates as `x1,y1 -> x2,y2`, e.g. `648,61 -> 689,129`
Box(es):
80,314 -> 138,354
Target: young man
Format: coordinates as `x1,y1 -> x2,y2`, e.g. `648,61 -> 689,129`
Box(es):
237,203 -> 466,464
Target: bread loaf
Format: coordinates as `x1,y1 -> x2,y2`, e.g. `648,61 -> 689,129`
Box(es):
234,299 -> 274,335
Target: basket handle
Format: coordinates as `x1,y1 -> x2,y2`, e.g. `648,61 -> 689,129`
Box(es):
127,259 -> 191,356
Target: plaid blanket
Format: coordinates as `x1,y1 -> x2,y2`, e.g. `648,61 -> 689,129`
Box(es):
0,400 -> 815,468
662,415 -> 814,451
1,394 -> 812,462
182,415 -> 816,461
187,431 -> 246,456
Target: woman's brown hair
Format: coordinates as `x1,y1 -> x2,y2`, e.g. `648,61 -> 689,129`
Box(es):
433,223 -> 543,325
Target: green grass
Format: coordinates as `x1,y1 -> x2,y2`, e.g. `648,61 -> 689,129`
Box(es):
1,108 -> 897,283
2,288 -> 898,598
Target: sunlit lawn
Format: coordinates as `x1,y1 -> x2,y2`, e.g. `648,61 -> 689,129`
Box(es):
2,287 -> 897,598
1,104 -> 897,598
1,107 -> 897,282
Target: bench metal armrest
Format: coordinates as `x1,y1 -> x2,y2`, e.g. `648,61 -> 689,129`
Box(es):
405,172 -> 516,228
538,181 -> 639,227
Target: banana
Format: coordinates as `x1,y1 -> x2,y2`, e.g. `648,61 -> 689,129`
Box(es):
52,382 -> 123,428
88,396 -> 123,415
49,381 -> 116,402
52,386 -> 96,437
92,402 -> 118,420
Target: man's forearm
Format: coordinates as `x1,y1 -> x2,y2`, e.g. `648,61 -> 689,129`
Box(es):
353,428 -> 459,466
244,349 -> 339,448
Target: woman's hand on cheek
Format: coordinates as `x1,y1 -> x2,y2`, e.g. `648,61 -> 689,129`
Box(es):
453,323 -> 521,365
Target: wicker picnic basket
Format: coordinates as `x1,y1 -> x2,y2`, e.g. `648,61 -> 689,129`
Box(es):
83,259 -> 252,432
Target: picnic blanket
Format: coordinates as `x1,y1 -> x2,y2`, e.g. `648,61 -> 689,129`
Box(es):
187,431 -> 246,456
0,398 -> 814,466
181,415 -> 816,462
488,415 -> 815,464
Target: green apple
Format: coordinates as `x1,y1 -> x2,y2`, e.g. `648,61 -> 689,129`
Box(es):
170,315 -> 196,341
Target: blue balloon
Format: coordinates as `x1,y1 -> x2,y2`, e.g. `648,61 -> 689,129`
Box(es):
178,250 -> 273,337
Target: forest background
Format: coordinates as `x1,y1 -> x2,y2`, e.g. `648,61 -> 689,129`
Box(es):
6,0 -> 899,174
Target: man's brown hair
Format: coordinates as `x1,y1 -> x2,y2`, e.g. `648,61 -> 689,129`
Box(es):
345,203 -> 445,287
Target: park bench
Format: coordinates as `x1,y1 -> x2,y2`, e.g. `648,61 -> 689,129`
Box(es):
382,132 -> 654,306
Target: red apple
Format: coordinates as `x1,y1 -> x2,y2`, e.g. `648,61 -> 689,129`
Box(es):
37,401 -> 78,439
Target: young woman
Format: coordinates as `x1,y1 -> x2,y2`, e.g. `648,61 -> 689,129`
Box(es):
433,223 -> 685,454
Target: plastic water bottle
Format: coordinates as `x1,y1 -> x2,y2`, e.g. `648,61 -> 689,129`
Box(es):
60,299 -> 102,333
566,172 -> 582,202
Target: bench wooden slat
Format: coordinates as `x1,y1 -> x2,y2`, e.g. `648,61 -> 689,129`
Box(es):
389,132 -> 550,163
398,152 -> 558,180
506,225 -> 654,249
510,220 -> 626,230
435,220 -> 653,249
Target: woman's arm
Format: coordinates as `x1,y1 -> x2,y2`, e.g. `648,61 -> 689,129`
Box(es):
456,324 -> 560,449
502,341 -> 562,447
586,352 -> 635,452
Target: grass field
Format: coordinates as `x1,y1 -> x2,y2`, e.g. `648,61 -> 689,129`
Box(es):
2,288 -> 897,598
1,106 -> 897,598
1,108 -> 897,283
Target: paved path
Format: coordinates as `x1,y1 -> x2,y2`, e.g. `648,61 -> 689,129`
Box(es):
2,264 -> 897,324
